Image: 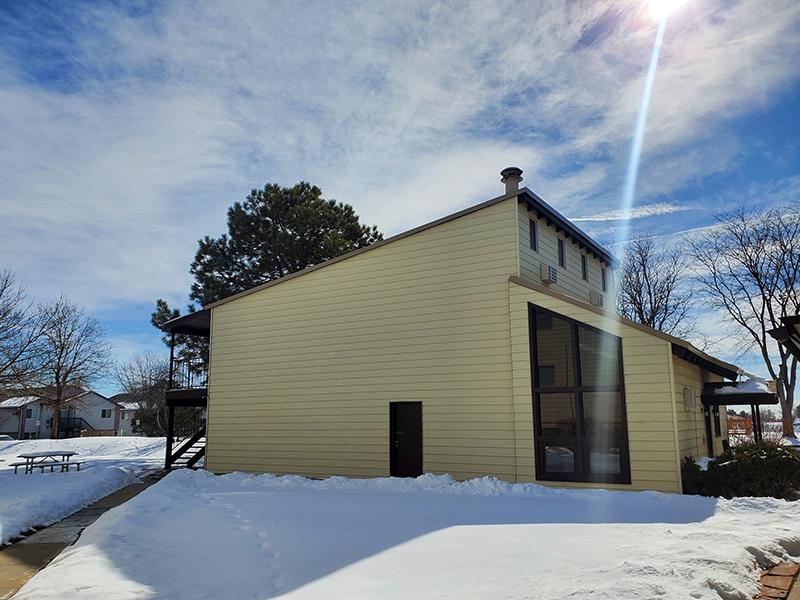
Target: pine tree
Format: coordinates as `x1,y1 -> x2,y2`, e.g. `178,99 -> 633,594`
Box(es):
152,182 -> 382,352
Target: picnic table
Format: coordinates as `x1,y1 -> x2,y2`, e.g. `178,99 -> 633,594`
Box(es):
12,451 -> 81,474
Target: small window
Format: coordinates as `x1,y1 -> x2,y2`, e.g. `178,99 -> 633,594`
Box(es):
25,408 -> 33,419
558,239 -> 566,268
101,409 -> 112,419
121,412 -> 127,420
581,255 -> 588,281
529,219 -> 538,251
601,267 -> 608,292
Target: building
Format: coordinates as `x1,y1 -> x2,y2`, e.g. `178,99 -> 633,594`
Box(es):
109,393 -> 145,437
161,168 -> 751,493
0,390 -> 121,439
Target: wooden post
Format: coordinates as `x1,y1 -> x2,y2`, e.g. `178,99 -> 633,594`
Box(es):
751,404 -> 761,442
165,403 -> 175,470
168,332 -> 176,389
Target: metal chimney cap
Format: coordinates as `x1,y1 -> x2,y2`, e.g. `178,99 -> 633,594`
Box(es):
500,167 -> 523,194
500,167 -> 523,181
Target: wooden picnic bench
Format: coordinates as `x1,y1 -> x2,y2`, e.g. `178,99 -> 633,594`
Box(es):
13,451 -> 81,474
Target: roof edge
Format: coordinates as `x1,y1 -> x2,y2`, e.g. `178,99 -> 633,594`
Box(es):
205,189 -> 519,310
517,188 -> 618,267
508,275 -> 739,380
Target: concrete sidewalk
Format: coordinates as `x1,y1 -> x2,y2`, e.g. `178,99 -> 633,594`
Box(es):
0,473 -> 162,599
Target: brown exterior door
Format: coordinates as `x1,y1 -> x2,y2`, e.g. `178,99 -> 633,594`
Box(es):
390,402 -> 422,477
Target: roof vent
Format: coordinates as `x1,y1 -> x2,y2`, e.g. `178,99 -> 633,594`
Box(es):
500,167 -> 523,195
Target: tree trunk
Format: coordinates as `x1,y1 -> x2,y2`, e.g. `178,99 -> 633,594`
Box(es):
778,379 -> 796,439
51,404 -> 60,439
782,407 -> 795,438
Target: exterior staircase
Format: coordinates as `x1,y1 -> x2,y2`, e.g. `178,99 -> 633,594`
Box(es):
165,408 -> 206,470
170,433 -> 206,469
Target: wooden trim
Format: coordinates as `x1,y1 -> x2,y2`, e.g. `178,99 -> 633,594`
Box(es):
509,275 -> 740,380
165,389 -> 208,406
517,191 -> 618,267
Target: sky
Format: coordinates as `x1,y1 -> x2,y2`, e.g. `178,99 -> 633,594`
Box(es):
1,0 -> 799,395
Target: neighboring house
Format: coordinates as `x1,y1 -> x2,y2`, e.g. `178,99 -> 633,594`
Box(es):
0,390 -> 121,439
109,393 -> 144,437
160,168 -> 774,493
0,396 -> 45,439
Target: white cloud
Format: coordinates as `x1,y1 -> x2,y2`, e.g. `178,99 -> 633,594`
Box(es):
1,0 -> 798,313
571,201 -> 695,222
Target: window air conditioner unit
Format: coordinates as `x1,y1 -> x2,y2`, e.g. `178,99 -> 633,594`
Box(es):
540,263 -> 558,284
590,290 -> 604,307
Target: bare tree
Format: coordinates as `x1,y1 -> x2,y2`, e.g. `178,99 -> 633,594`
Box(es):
0,270 -> 49,389
690,204 -> 800,438
34,297 -> 111,438
114,352 -> 170,436
617,234 -> 695,337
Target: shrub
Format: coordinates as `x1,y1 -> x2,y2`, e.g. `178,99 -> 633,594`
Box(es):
682,441 -> 800,500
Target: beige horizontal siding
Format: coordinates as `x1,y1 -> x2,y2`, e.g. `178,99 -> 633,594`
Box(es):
508,280 -> 682,493
206,197 -> 520,480
673,356 -> 727,459
518,202 -> 614,305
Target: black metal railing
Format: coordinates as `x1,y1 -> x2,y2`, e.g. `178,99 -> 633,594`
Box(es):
58,417 -> 95,438
173,408 -> 205,442
169,358 -> 208,390
165,407 -> 206,469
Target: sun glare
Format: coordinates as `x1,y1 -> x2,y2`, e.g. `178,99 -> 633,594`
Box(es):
648,0 -> 689,20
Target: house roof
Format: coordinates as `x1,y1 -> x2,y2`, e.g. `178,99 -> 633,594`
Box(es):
108,393 -> 138,410
198,187 -> 616,313
0,389 -> 121,408
0,396 -> 39,409
508,275 -> 740,381
161,308 -> 211,335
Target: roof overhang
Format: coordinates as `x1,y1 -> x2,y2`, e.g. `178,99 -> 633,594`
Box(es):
671,344 -> 738,381
768,315 -> 800,361
701,382 -> 779,407
517,189 -> 618,268
160,309 -> 211,337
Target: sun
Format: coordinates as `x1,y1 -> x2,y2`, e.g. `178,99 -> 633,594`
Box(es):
648,0 -> 689,20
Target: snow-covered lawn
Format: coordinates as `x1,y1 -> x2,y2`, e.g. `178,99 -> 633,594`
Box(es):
0,436 -> 165,544
14,470 -> 800,600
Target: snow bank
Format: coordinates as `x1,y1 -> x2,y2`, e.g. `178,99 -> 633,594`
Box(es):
15,470 -> 800,600
0,437 -> 165,544
0,466 -> 137,544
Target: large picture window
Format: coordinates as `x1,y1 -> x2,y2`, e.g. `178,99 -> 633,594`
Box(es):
528,303 -> 631,484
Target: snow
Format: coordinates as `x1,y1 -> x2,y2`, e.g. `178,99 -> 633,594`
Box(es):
0,395 -> 38,408
696,456 -> 713,470
14,470 -> 800,600
0,436 -> 165,544
716,378 -> 772,395
781,436 -> 800,447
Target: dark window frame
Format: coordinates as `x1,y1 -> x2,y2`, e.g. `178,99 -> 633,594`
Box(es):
101,408 -> 112,419
558,238 -> 566,268
529,218 -> 538,251
581,254 -> 588,281
528,303 -> 631,484
601,267 -> 608,292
